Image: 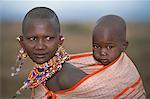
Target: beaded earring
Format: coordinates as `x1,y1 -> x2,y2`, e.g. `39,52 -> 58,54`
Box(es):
11,37 -> 27,77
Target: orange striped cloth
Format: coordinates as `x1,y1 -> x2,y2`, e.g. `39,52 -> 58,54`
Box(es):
31,52 -> 146,99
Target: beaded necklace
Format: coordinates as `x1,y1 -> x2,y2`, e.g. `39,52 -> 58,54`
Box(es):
13,46 -> 69,98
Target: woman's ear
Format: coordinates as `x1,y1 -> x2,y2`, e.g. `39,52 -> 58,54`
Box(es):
122,41 -> 129,51
17,36 -> 24,48
59,35 -> 64,45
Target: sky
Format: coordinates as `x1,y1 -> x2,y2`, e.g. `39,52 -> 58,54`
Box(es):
1,0 -> 150,22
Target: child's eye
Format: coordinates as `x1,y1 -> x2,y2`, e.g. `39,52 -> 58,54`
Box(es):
93,45 -> 101,49
107,45 -> 114,49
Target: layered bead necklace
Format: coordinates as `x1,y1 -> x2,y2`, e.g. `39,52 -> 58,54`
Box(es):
13,46 -> 69,98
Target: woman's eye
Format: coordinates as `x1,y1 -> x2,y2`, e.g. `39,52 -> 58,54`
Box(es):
107,45 -> 113,49
28,37 -> 36,41
46,36 -> 54,41
46,36 -> 50,40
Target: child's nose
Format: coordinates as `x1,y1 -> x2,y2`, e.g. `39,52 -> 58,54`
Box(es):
35,39 -> 46,50
100,48 -> 107,56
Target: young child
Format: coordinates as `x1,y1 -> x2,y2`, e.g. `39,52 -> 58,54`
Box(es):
91,15 -> 146,98
12,7 -> 87,98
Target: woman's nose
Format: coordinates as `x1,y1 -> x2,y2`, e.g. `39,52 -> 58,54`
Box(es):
35,39 -> 46,50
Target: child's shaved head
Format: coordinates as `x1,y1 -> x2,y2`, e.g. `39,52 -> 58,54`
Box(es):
92,15 -> 128,65
22,7 -> 60,35
94,15 -> 126,42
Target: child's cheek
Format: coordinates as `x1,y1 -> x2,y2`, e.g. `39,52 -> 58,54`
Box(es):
93,50 -> 101,59
110,50 -> 121,62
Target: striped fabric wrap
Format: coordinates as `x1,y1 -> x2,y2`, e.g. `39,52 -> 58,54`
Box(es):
32,52 -> 146,99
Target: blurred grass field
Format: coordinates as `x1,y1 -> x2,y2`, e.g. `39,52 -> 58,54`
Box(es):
1,22 -> 150,98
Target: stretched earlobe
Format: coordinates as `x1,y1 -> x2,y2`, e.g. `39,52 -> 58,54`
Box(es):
59,35 -> 64,45
16,36 -> 23,42
16,36 -> 24,48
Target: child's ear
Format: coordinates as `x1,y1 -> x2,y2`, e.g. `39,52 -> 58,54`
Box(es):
59,35 -> 64,45
122,41 -> 129,51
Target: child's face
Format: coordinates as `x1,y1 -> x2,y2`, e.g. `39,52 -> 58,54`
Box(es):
21,19 -> 61,64
93,26 -> 124,65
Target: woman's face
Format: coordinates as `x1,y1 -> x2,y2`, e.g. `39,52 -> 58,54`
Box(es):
21,19 -> 61,64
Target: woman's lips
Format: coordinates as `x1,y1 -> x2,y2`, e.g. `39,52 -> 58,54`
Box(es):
34,53 -> 47,58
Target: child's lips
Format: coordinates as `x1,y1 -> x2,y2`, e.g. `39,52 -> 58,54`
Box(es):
100,59 -> 109,64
